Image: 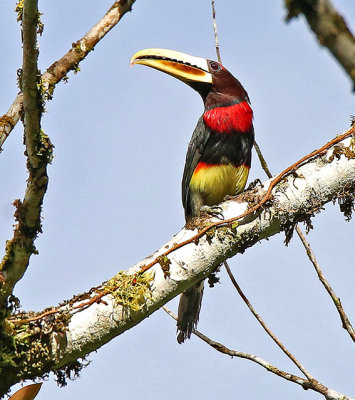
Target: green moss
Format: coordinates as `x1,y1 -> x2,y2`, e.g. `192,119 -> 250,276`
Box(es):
205,226 -> 216,244
37,129 -> 54,163
104,271 -> 153,312
15,0 -> 44,34
156,255 -> 171,278
14,0 -> 24,22
0,115 -> 15,130
0,306 -> 73,395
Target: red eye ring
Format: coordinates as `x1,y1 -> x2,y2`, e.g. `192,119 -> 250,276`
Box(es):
209,61 -> 220,71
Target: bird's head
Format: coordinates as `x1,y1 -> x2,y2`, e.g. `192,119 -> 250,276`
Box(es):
130,48 -> 249,109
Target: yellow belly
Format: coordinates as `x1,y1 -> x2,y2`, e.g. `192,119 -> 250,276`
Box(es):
189,163 -> 249,206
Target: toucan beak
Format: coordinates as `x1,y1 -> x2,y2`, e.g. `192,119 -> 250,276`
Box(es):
130,48 -> 212,85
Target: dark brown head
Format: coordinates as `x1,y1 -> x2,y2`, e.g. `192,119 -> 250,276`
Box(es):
130,48 -> 249,110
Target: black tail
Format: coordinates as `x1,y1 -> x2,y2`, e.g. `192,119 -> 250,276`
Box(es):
176,280 -> 204,343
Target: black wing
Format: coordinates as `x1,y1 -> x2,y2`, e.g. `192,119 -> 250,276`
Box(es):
181,116 -> 211,219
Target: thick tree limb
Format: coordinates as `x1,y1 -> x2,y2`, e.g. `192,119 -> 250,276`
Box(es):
0,0 -> 136,150
2,128 -> 354,394
285,0 -> 355,89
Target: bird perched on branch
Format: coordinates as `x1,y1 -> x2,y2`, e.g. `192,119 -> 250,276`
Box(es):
131,48 -> 254,343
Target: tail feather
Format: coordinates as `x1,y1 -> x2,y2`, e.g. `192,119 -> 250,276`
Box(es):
176,280 -> 204,343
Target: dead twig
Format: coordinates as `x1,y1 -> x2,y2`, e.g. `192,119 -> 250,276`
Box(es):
211,0 -> 222,64
223,261 -> 314,381
296,226 -> 355,342
163,306 -> 353,400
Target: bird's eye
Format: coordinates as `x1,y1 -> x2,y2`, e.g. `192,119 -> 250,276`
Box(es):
209,61 -> 221,71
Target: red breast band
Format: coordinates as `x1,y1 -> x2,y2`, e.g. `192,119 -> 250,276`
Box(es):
203,101 -> 253,133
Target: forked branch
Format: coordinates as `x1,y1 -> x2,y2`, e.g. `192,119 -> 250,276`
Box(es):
0,0 -> 137,150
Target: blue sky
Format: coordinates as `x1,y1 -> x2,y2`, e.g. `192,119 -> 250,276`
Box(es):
1,1 -> 355,399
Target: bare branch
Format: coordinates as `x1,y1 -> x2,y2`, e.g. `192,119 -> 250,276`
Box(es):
0,0 -> 52,306
163,306 -> 353,400
211,0 -> 222,63
22,0 -> 42,169
254,140 -> 273,178
285,0 -> 355,90
0,0 -> 137,150
162,307 -> 308,387
296,226 -> 355,342
223,261 -> 314,380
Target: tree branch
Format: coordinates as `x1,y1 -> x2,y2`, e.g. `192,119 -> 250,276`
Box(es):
224,261 -> 314,380
0,0 -> 51,308
0,0 -> 136,151
296,226 -> 355,342
163,306 -> 354,400
284,0 -> 355,90
211,0 -> 222,64
2,128 -> 354,393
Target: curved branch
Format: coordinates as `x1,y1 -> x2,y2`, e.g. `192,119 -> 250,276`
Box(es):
0,0 -> 136,150
163,306 -> 353,400
2,129 -> 355,392
285,0 -> 355,90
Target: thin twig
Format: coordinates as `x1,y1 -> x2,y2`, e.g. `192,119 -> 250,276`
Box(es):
163,306 -> 307,385
211,0 -> 222,64
295,226 -> 355,342
223,261 -> 314,381
0,0 -> 137,150
254,140 -> 272,178
163,306 -> 353,400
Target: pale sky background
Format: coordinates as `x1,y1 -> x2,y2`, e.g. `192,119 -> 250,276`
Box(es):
1,1 -> 355,399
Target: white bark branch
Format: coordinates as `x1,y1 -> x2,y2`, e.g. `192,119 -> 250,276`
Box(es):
43,132 -> 355,362
6,129 -> 355,390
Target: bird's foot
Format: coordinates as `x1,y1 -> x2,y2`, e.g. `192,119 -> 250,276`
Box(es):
247,178 -> 263,190
200,205 -> 224,220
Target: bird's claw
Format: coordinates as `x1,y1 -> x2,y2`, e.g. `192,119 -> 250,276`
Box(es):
200,205 -> 224,220
247,178 -> 263,190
